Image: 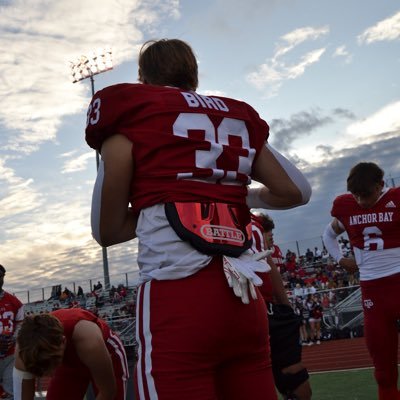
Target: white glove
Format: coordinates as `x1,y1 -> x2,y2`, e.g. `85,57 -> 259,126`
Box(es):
223,250 -> 272,304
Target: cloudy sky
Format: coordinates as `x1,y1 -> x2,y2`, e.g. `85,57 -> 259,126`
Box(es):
1,0 -> 399,297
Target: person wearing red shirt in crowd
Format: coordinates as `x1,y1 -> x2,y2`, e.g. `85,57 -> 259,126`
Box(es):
285,253 -> 297,273
0,264 -> 24,400
323,162 -> 400,400
251,213 -> 312,400
85,38 -> 311,400
13,308 -> 128,400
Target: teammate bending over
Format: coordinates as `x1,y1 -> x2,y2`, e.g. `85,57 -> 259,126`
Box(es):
323,162 -> 400,400
13,309 -> 128,400
85,38 -> 311,400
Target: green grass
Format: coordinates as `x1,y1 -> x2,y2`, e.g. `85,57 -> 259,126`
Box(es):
308,368 -> 377,400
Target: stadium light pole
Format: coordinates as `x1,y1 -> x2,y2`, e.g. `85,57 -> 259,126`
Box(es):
69,48 -> 113,290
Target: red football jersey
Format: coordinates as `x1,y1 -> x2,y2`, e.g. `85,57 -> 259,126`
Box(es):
331,187 -> 400,251
85,84 -> 269,212
251,216 -> 273,302
0,291 -> 24,357
271,244 -> 284,270
51,308 -> 110,367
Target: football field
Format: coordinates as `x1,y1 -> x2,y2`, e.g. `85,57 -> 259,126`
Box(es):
309,368 -> 377,400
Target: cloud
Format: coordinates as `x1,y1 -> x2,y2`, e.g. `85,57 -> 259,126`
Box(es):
0,0 -> 180,155
246,26 -> 328,94
268,108 -> 345,153
332,108 -> 356,120
358,11 -> 400,44
60,151 -> 95,173
0,159 -> 42,219
332,45 -> 352,63
346,101 -> 400,138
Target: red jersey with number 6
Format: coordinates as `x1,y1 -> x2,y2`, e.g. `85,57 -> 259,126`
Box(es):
331,187 -> 400,251
85,84 -> 269,213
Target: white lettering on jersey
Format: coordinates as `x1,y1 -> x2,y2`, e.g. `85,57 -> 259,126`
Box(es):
181,92 -> 229,112
349,212 -> 393,225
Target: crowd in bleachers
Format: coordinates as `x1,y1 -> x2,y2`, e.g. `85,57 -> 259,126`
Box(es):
276,242 -> 361,345
24,282 -> 137,347
281,242 -> 359,299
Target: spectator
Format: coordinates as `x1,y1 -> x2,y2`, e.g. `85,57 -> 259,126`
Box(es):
109,285 -> 117,298
76,286 -> 84,298
117,284 -> 127,298
305,248 -> 314,263
321,292 -> 330,309
293,283 -> 305,298
93,281 -> 103,292
313,247 -> 322,261
304,282 -> 317,296
293,298 -> 310,346
309,295 -> 323,344
0,264 -> 24,399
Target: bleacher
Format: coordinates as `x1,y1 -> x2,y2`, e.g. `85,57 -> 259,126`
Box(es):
24,285 -> 137,348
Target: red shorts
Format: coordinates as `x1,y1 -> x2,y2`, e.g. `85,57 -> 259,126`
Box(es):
361,272 -> 400,391
135,257 -> 277,400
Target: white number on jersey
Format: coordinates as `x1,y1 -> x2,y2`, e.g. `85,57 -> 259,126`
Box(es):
86,98 -> 101,127
0,311 -> 15,334
363,226 -> 384,250
173,113 -> 255,185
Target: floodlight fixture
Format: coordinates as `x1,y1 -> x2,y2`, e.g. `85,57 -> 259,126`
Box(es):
70,48 -> 113,83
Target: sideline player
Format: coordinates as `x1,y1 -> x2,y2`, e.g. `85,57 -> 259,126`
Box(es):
85,38 -> 311,399
13,308 -> 128,400
260,215 -> 285,272
0,264 -> 24,400
251,213 -> 312,400
322,162 -> 400,400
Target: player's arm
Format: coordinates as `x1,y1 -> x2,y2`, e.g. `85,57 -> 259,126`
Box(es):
13,345 -> 36,400
322,218 -> 358,273
91,134 -> 137,247
267,255 -> 290,306
73,321 -> 116,400
249,144 -> 312,209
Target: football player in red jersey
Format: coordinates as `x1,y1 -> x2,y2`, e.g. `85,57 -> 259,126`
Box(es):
251,214 -> 312,400
256,213 -> 285,272
323,162 -> 400,400
13,308 -> 128,400
0,264 -> 24,399
85,38 -> 311,400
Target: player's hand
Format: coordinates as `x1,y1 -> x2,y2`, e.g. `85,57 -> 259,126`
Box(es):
223,250 -> 271,304
338,257 -> 358,274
